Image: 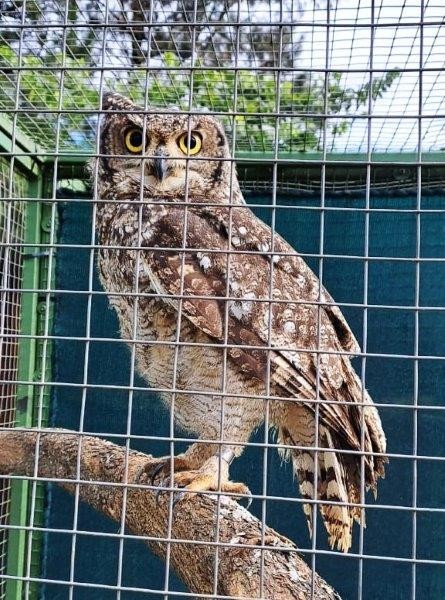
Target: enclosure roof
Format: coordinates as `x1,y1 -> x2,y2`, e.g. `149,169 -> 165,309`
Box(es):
0,0 -> 444,156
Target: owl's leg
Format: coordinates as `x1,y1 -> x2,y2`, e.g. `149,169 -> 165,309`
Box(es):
168,446 -> 251,503
141,382 -> 258,502
139,443 -> 251,504
137,446 -> 251,503
163,446 -> 251,504
135,441 -> 216,485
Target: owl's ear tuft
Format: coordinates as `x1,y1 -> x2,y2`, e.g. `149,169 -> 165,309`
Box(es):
101,92 -> 140,112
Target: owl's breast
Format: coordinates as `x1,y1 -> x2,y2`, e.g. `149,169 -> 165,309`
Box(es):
96,201 -> 193,389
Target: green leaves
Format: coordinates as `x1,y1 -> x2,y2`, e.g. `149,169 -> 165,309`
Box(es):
0,42 -> 399,153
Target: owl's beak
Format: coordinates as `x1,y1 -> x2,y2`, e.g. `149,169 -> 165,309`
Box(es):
152,148 -> 168,181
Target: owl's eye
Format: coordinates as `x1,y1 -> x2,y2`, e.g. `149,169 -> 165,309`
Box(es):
177,131 -> 202,156
124,128 -> 144,153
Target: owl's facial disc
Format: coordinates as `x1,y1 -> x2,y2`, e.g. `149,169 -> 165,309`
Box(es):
100,98 -> 230,197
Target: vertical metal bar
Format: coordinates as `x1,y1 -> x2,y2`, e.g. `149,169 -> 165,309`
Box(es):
29,194 -> 58,598
357,1 -> 375,598
8,3 -> 40,599
259,9 -> 284,599
115,6 -> 156,600
210,1 -> 240,594
67,4 -> 109,598
412,2 -> 424,597
162,3 -> 200,596
311,2 -> 330,597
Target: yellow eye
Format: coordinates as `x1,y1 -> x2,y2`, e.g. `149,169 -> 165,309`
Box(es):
178,131 -> 202,155
124,128 -> 143,153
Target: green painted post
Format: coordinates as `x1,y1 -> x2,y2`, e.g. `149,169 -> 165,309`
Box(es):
28,194 -> 58,599
5,176 -> 43,600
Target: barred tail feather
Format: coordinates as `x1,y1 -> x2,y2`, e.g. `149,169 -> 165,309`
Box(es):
277,423 -> 368,553
319,428 -> 361,552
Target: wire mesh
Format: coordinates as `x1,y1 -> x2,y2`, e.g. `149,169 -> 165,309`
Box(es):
0,1 -> 444,599
0,158 -> 27,600
0,1 -> 444,154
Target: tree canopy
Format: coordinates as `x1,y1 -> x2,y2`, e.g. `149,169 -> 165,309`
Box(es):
0,1 -> 399,152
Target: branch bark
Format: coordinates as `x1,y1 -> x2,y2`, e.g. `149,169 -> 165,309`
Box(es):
0,429 -> 341,599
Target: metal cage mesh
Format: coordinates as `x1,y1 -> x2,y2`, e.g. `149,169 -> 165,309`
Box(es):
0,1 -> 445,599
0,158 -> 27,600
0,1 -> 444,154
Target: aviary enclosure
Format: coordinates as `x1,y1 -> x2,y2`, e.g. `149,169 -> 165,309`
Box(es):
0,1 -> 444,599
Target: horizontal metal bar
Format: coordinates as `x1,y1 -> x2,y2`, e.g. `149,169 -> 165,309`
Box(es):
2,19 -> 444,29
2,106 -> 445,119
2,331 -> 444,362
0,376 -> 443,412
2,152 -> 444,168
1,490 -> 444,556
2,285 -> 444,313
1,427 -> 443,463
2,150 -> 445,168
2,199 -> 445,215
0,241 -> 443,263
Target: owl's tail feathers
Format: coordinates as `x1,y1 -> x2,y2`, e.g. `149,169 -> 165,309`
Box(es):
277,424 -> 379,553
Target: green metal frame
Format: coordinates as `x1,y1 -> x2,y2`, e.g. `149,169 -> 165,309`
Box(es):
1,129 -> 57,598
5,189 -> 42,600
27,192 -> 58,600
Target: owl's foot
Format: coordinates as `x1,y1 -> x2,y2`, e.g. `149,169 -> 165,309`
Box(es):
173,469 -> 250,497
158,455 -> 252,507
135,455 -> 192,486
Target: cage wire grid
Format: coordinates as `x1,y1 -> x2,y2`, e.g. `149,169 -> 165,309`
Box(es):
0,0 -> 444,599
0,160 -> 27,600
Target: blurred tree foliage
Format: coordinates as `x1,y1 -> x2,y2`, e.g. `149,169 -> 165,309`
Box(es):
0,1 -> 399,151
0,0 -> 308,68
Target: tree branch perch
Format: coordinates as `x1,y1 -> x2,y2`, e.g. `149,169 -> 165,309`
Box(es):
0,429 -> 341,599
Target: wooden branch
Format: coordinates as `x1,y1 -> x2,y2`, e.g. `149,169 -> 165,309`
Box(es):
0,429 -> 341,599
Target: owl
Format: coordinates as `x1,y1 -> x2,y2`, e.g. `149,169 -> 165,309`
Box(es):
94,92 -> 387,552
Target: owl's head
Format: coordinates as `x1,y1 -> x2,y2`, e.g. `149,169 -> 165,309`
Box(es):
96,92 -> 238,201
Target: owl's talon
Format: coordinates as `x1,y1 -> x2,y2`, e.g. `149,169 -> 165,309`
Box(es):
142,455 -> 193,487
155,481 -> 186,509
169,463 -> 251,506
243,489 -> 253,509
148,456 -> 251,508
172,490 -> 186,509
148,461 -> 168,486
155,487 -> 165,506
154,478 -> 176,506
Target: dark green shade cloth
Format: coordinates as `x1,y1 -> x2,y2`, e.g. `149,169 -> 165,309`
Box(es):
43,193 -> 445,599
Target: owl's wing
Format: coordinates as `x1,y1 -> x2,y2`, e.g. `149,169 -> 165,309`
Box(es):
199,204 -> 361,355
142,246 -> 225,339
141,207 -> 273,384
141,205 -> 368,452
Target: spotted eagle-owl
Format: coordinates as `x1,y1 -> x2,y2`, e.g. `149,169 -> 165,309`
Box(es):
94,92 -> 387,552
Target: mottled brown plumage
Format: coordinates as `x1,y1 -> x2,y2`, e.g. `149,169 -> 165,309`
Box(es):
93,92 -> 387,552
